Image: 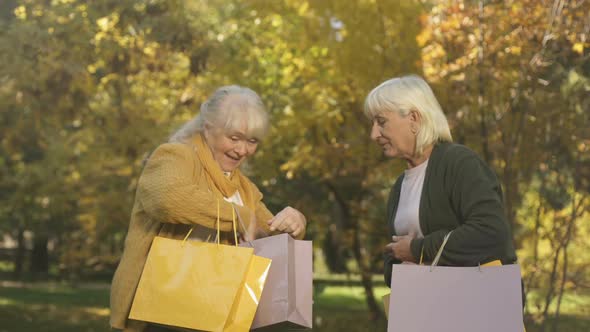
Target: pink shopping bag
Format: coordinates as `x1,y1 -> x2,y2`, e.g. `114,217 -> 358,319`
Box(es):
387,231 -> 523,332
387,263 -> 523,332
240,233 -> 313,330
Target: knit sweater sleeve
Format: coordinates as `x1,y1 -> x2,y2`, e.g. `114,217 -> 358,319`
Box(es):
136,143 -> 235,227
239,180 -> 306,240
410,146 -> 511,266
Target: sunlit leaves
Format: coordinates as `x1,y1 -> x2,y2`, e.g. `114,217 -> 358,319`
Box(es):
419,1 -> 589,325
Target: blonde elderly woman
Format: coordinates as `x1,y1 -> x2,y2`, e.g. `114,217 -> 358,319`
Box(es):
364,75 -> 519,289
110,85 -> 307,332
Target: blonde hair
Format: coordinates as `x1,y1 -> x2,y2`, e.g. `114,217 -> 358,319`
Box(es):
169,85 -> 269,143
364,75 -> 452,156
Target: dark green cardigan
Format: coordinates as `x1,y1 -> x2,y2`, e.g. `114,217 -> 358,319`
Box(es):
384,142 -> 517,286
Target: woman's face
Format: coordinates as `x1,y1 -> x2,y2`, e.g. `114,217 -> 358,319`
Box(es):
204,124 -> 259,172
370,110 -> 417,159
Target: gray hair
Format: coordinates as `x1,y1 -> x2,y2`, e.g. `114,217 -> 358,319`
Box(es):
364,75 -> 452,156
169,85 -> 269,143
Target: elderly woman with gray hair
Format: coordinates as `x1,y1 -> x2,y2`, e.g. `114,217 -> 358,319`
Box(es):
363,75 -> 518,288
110,85 -> 307,332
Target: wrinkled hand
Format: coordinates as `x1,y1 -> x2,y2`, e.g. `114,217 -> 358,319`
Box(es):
384,232 -> 417,263
267,206 -> 307,238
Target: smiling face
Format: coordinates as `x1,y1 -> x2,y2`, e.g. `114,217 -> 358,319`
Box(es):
204,125 -> 259,172
200,90 -> 268,172
370,110 -> 418,160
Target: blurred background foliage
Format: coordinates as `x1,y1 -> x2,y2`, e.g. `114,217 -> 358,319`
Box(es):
0,0 -> 588,331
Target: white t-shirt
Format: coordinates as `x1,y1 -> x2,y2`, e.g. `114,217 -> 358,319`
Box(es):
223,172 -> 244,206
393,159 -> 428,237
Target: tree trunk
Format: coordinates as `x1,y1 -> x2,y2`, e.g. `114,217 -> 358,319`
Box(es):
327,182 -> 384,321
539,208 -> 567,332
552,195 -> 582,332
29,233 -> 49,279
539,237 -> 560,332
351,224 -> 383,321
13,226 -> 25,280
477,0 -> 492,164
322,226 -> 348,273
524,176 -> 546,318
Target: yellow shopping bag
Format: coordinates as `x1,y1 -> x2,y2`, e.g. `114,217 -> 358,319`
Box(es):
224,254 -> 272,332
129,201 -> 271,331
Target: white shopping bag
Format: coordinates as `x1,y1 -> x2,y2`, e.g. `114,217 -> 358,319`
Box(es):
387,232 -> 524,332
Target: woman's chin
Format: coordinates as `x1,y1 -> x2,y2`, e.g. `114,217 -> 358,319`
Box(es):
383,149 -> 399,159
221,161 -> 241,172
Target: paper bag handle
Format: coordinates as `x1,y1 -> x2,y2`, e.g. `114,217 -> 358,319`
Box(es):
430,230 -> 453,270
181,198 -> 239,247
237,212 -> 269,249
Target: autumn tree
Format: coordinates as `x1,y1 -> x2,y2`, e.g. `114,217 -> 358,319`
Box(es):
418,0 -> 589,329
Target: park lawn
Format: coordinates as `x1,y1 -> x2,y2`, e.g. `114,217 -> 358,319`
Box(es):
524,289 -> 590,332
0,282 -> 110,332
0,282 -> 588,332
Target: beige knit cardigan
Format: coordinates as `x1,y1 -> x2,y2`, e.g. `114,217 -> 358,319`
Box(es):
110,142 -> 286,331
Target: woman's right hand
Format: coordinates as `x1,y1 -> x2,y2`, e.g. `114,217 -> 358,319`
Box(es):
267,206 -> 307,239
384,232 -> 418,263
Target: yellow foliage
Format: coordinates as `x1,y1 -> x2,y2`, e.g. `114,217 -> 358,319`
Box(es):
297,1 -> 309,15
96,14 -> 119,32
509,46 -> 522,55
143,46 -> 156,57
271,15 -> 283,28
32,7 -> 43,17
69,171 -> 81,182
52,0 -> 77,4
416,29 -> 431,47
115,166 -> 133,177
14,6 -> 27,20
572,42 -> 584,54
86,64 -> 97,74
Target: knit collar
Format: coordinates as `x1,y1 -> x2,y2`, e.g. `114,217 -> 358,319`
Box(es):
192,134 -> 256,210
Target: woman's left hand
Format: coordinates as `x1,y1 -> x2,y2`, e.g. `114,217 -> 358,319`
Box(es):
385,232 -> 417,263
267,206 -> 307,238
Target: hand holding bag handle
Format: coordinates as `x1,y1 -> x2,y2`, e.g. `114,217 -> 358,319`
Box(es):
430,230 -> 454,270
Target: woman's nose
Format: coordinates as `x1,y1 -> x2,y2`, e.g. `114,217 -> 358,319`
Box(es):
370,123 -> 381,141
234,141 -> 247,156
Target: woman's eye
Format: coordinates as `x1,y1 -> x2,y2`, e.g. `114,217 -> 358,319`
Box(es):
248,139 -> 258,145
230,136 -> 240,142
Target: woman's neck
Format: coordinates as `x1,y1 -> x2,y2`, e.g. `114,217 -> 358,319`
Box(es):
406,144 -> 433,168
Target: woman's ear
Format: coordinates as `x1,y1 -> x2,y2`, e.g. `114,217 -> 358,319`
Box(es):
202,125 -> 213,143
408,109 -> 421,124
408,109 -> 421,134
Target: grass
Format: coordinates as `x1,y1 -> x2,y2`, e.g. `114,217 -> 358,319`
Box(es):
0,282 -> 110,332
314,286 -> 389,331
525,290 -> 590,332
0,281 -> 588,332
0,261 -> 13,272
